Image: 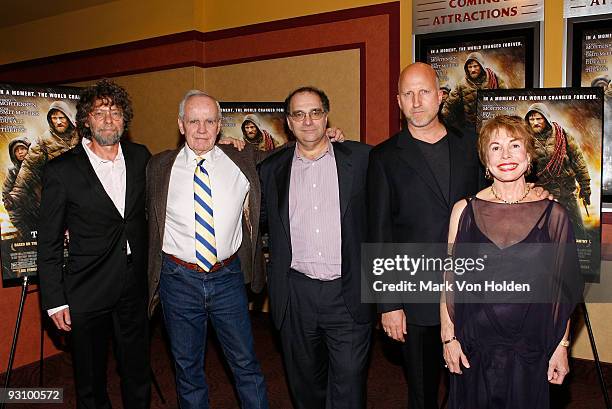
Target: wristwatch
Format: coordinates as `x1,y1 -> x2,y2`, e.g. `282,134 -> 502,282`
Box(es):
559,339 -> 570,347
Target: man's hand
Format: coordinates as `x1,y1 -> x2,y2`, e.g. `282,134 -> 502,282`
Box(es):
50,308 -> 72,331
326,127 -> 345,143
218,137 -> 246,151
529,183 -> 554,201
381,309 -> 407,342
547,344 -> 569,384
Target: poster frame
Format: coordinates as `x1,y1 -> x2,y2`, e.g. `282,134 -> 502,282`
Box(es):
567,15 -> 612,204
0,83 -> 81,288
568,15 -> 612,88
477,86 -> 604,282
414,22 -> 540,89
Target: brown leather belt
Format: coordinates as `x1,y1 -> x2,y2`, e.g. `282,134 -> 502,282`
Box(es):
165,253 -> 238,273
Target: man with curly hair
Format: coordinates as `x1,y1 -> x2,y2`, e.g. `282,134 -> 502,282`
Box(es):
38,79 -> 152,409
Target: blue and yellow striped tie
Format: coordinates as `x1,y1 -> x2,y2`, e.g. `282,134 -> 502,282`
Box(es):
194,157 -> 217,271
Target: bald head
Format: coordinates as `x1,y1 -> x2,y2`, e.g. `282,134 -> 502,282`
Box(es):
398,62 -> 440,93
397,62 -> 444,131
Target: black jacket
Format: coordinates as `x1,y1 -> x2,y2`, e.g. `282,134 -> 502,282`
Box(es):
259,141 -> 375,329
367,128 -> 485,325
38,141 -> 151,313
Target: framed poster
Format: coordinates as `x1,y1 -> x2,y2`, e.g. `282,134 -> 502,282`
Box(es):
219,102 -> 290,152
568,17 -> 612,203
477,87 -> 604,282
416,24 -> 539,134
0,84 -> 80,287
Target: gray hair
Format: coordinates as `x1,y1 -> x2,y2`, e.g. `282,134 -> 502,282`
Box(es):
178,90 -> 222,119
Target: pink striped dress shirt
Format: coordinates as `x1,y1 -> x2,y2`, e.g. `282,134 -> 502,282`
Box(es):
289,143 -> 342,280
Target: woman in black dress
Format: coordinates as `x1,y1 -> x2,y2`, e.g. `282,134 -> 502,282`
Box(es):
440,115 -> 583,409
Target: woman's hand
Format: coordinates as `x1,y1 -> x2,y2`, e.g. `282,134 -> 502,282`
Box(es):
443,338 -> 470,374
548,343 -> 569,384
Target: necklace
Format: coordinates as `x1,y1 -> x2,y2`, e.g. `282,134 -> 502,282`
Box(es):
490,184 -> 531,204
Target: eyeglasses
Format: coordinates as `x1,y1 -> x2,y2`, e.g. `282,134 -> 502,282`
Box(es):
288,109 -> 327,122
90,109 -> 123,121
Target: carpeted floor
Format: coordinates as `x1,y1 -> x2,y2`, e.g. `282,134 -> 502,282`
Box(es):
3,312 -> 612,408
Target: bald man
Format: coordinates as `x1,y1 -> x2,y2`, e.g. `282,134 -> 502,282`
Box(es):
367,63 -> 485,409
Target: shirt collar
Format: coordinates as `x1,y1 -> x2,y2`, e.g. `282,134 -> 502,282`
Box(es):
182,144 -> 218,167
293,139 -> 334,162
81,138 -> 123,163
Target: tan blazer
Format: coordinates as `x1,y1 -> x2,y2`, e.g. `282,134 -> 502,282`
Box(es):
146,143 -> 266,317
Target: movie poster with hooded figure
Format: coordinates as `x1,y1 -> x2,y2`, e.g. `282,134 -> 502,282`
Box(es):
477,87 -> 603,281
219,102 -> 289,152
0,84 -> 81,287
419,31 -> 534,136
578,26 -> 612,200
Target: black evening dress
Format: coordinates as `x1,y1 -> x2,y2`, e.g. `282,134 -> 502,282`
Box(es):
447,198 -> 583,409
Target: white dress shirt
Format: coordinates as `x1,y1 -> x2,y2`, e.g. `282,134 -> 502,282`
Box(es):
162,145 -> 250,264
48,138 -> 127,316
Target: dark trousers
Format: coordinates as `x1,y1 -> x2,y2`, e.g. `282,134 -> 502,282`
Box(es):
280,270 -> 372,409
69,263 -> 151,409
401,324 -> 443,409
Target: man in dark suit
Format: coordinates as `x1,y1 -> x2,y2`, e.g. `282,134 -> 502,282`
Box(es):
146,90 -> 268,409
259,87 -> 374,409
38,79 -> 151,409
367,63 -> 484,409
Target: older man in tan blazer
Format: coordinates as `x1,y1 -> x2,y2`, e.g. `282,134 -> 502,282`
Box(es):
146,90 -> 269,409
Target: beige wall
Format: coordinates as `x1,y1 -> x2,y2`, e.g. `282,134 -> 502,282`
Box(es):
72,67 -> 197,153
204,50 -> 361,141
70,50 -> 361,155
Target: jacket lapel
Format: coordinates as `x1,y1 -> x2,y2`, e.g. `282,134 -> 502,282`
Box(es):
333,143 -> 353,220
73,143 -> 123,219
396,130 -> 447,206
447,130 -> 470,204
275,148 -> 293,246
153,149 -> 179,243
122,141 -> 136,217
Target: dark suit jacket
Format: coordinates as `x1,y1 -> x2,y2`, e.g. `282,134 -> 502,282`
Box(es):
367,128 -> 485,326
259,141 -> 375,329
146,143 -> 266,317
38,141 -> 151,314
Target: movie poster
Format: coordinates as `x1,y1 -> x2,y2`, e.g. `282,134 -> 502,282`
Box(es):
219,102 -> 289,152
580,27 -> 612,199
425,35 -> 528,133
477,87 -> 603,281
0,84 -> 80,287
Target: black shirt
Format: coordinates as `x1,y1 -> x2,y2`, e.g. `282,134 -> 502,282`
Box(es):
414,134 -> 450,204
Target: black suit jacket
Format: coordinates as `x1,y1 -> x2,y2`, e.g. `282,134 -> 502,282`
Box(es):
367,128 -> 485,325
38,141 -> 151,314
259,141 -> 375,329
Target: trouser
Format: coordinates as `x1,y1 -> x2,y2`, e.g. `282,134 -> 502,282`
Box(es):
401,324 -> 443,409
70,262 -> 150,409
160,255 -> 269,409
280,270 -> 372,409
